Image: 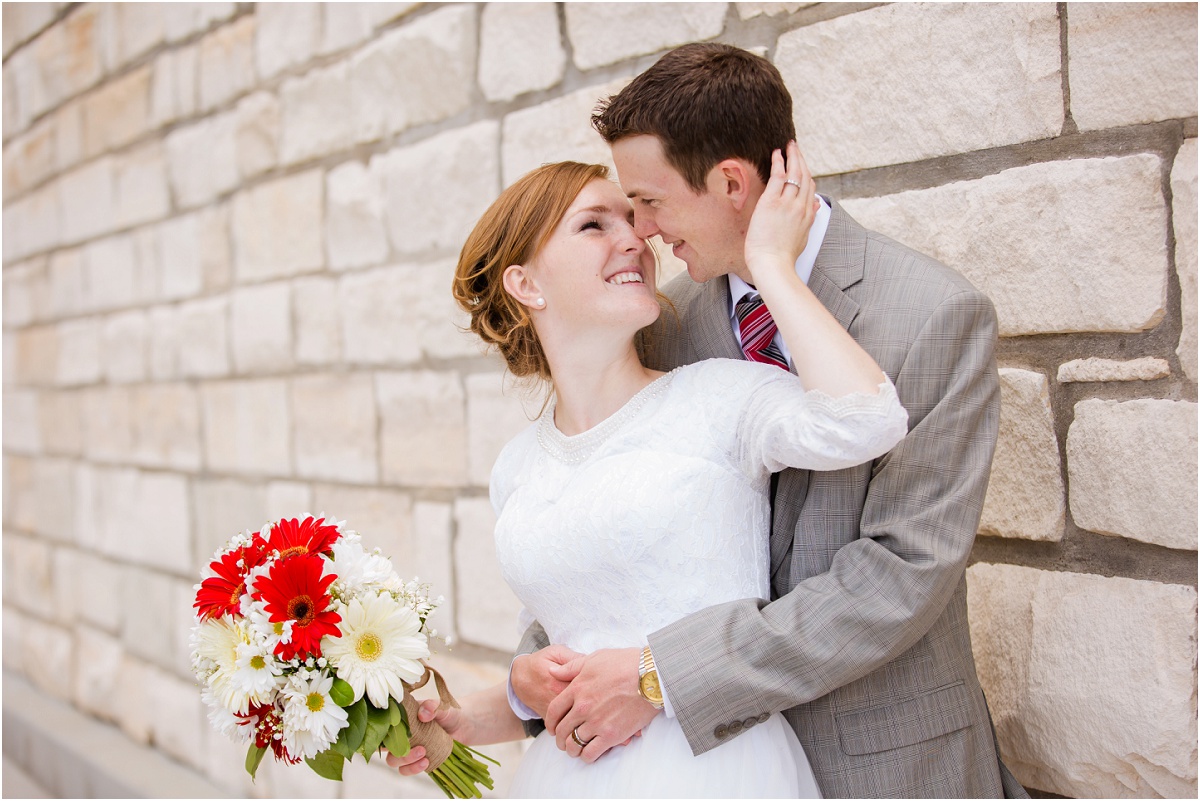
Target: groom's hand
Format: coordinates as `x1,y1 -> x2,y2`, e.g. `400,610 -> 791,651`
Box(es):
545,647 -> 661,763
511,644 -> 583,719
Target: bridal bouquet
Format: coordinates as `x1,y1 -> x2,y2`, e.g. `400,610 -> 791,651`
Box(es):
190,515 -> 496,798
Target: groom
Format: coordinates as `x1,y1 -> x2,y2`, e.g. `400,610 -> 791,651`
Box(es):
509,43 -> 1027,798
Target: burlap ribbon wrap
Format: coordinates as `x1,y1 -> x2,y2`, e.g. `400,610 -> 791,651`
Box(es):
401,662 -> 460,771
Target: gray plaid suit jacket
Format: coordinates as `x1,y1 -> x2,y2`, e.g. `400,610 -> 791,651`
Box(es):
516,201 -> 1027,798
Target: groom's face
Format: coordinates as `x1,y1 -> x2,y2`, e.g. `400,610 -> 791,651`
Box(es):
611,135 -> 742,284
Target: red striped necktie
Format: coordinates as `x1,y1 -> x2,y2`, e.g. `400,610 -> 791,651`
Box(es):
735,293 -> 788,370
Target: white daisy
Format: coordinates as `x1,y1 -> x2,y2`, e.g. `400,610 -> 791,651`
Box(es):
191,616 -> 253,714
328,536 -> 396,596
243,595 -> 294,654
231,641 -> 286,704
281,672 -> 348,760
323,592 -> 430,708
202,685 -> 251,744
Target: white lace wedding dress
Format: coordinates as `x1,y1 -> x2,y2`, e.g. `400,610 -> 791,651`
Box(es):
490,358 -> 908,799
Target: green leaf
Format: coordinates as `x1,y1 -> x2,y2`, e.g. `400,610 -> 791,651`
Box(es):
305,749 -> 345,781
388,697 -> 404,727
245,743 -> 267,781
382,721 -> 410,758
332,697 -> 368,759
330,677 -> 356,707
358,702 -> 392,762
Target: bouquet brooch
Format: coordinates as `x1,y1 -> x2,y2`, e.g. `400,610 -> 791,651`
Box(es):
190,515 -> 497,798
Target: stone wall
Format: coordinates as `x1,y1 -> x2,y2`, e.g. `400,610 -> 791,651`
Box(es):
2,3 -> 1195,798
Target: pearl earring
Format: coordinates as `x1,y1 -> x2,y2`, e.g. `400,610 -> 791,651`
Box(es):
535,298 -> 545,307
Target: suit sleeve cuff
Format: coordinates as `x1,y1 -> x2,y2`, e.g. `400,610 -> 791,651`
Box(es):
507,657 -> 540,721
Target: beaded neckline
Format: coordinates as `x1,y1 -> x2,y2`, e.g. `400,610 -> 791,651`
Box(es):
537,370 -> 679,464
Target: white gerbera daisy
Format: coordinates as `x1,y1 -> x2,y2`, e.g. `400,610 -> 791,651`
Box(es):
323,592 -> 430,708
192,617 -> 253,714
281,672 -> 348,760
202,685 -> 251,744
243,597 -> 294,654
231,641 -> 285,704
329,537 -> 396,596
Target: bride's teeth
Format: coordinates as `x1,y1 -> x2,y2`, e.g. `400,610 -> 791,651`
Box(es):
609,273 -> 643,285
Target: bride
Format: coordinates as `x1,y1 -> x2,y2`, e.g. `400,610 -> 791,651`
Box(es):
386,145 -> 908,797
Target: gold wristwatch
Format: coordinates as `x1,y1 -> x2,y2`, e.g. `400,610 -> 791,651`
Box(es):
638,646 -> 665,709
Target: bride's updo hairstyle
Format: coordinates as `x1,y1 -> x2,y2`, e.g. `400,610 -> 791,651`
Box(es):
453,161 -> 610,381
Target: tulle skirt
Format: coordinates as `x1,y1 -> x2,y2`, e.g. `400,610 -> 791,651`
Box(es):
508,713 -> 821,798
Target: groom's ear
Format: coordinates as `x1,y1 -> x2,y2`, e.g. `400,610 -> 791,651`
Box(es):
502,264 -> 543,310
710,158 -> 755,212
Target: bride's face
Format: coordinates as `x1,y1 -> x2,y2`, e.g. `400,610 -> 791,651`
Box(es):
526,178 -> 660,335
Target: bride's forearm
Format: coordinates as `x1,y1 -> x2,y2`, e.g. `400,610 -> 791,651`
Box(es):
456,682 -> 527,745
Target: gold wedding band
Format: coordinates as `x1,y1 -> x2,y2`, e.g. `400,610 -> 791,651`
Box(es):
784,179 -> 803,189
571,726 -> 594,748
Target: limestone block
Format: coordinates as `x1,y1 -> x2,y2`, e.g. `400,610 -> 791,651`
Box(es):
14,325 -> 60,387
198,14 -> 256,112
121,564 -> 179,671
737,3 -> 813,19
81,386 -> 133,462
2,182 -> 60,263
87,466 -> 192,573
114,140 -> 170,229
155,214 -> 206,301
412,501 -> 456,642
2,2 -> 58,57
3,456 -> 33,531
3,52 -> 26,138
165,111 -> 239,210
201,723 -> 261,798
321,3 -> 418,53
776,3 -> 1062,175
72,550 -> 123,632
102,311 -> 149,384
81,233 -> 142,312
115,654 -> 153,744
163,2 -> 236,43
277,59 -> 356,165
311,484 -> 413,567
150,44 -> 199,128
1067,398 -> 1197,551
291,373 -> 379,484
56,317 -> 102,386
230,281 -> 293,374
59,157 -> 116,245
565,3 -> 727,70
112,2 -> 165,67
192,477 -> 269,570
3,117 -> 57,199
31,456 -> 78,543
465,371 -> 543,486
2,257 -> 49,328
3,390 -> 40,454
967,564 -> 1198,798
1069,4 -> 1197,132
256,2 -> 321,80
326,160 -> 388,270
19,617 -> 74,702
199,203 -> 234,292
130,383 -> 203,471
5,534 -> 54,613
337,264 -> 422,365
841,155 -> 1168,336
479,3 -> 566,102
292,276 -> 342,365
81,64 -> 151,159
37,389 -> 84,456
232,169 -> 325,282
1057,357 -> 1171,383
54,98 -> 84,172
265,480 -> 312,522
73,626 -> 124,722
148,305 -> 182,380
501,77 -> 629,185
234,90 -> 280,178
376,120 -> 500,258
51,545 -> 78,625
200,379 -> 292,478
1173,139 -> 1197,380
376,371 -> 469,487
28,5 -> 106,117
348,5 -> 477,141
177,297 -> 231,378
980,371 -> 1064,542
417,260 -> 483,362
454,497 -> 524,651
146,665 -> 206,767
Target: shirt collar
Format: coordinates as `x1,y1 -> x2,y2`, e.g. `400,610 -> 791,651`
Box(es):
728,194 -> 832,318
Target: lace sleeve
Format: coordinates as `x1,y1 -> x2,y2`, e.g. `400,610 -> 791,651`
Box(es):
736,371 -> 909,477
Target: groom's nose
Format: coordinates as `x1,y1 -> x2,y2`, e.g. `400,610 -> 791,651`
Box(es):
633,210 -> 659,240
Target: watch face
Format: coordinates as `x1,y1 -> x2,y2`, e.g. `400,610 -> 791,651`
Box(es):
640,671 -> 664,704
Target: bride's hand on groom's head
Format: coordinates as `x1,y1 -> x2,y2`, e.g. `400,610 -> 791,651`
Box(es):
512,644 -> 583,719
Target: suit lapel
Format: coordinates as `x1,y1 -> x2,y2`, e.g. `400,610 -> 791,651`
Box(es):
688,275 -> 745,361
808,199 -> 866,333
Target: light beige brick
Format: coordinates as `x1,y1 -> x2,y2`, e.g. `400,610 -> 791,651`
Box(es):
155,213 -> 207,301
1069,4 -> 1197,132
146,664 -> 206,767
121,564 -> 180,671
130,383 -> 203,471
73,626 -> 125,722
201,379 -> 292,477
377,371 -> 468,487
2,181 -> 61,263
80,233 -> 142,312
326,160 -> 388,270
112,2 -> 166,67
30,457 -> 78,543
114,140 -> 171,229
81,64 -> 152,159
3,390 -> 40,454
1056,357 -> 1170,383
56,317 -> 102,386
234,90 -> 280,179
1067,398 -> 1197,551
147,305 -> 183,380
114,654 -> 153,744
230,281 -> 293,374
466,371 -> 543,486
86,466 -> 193,573
968,564 -> 1197,798
59,157 -> 116,245
412,500 -> 456,642
776,3 -> 1062,175
2,256 -> 50,329
51,540 -> 79,626
338,265 -> 422,365
232,169 -> 325,282
192,477 -> 269,570
479,3 -> 566,102
14,324 -> 60,387
28,5 -> 105,117
177,297 -> 231,378
165,111 -> 239,210
320,3 -> 417,53
278,59 -> 356,165
164,2 -> 236,43
454,497 -> 524,651
501,77 -> 629,185
265,480 -> 312,522
37,389 -> 84,456
198,14 -> 256,112
18,617 -> 74,703
54,98 -> 84,172
311,484 -> 413,566
81,386 -> 134,462
291,373 -> 379,484
412,257 -> 483,361
842,155 -> 1168,336
5,533 -> 54,614
565,2 -> 728,70
292,275 -> 342,365
737,2 -> 814,19
3,117 -> 57,199
72,550 -> 124,632
150,43 -> 199,128
1173,139 -> 1197,380
256,2 -> 321,80
2,2 -> 58,57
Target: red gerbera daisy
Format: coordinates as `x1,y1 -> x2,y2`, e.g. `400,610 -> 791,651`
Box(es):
253,553 -> 340,661
194,542 -> 268,620
264,516 -> 342,560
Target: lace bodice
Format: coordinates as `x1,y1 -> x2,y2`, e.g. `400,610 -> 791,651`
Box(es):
490,359 -> 907,655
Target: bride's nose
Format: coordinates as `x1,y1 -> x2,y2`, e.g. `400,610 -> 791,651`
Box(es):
617,222 -> 645,253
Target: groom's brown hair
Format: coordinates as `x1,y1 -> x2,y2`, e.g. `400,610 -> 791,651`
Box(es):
592,43 -> 795,193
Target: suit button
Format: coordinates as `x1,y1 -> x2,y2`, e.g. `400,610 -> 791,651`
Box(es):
714,725 -> 728,739
743,717 -> 757,729
758,712 -> 770,723
728,720 -> 743,734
